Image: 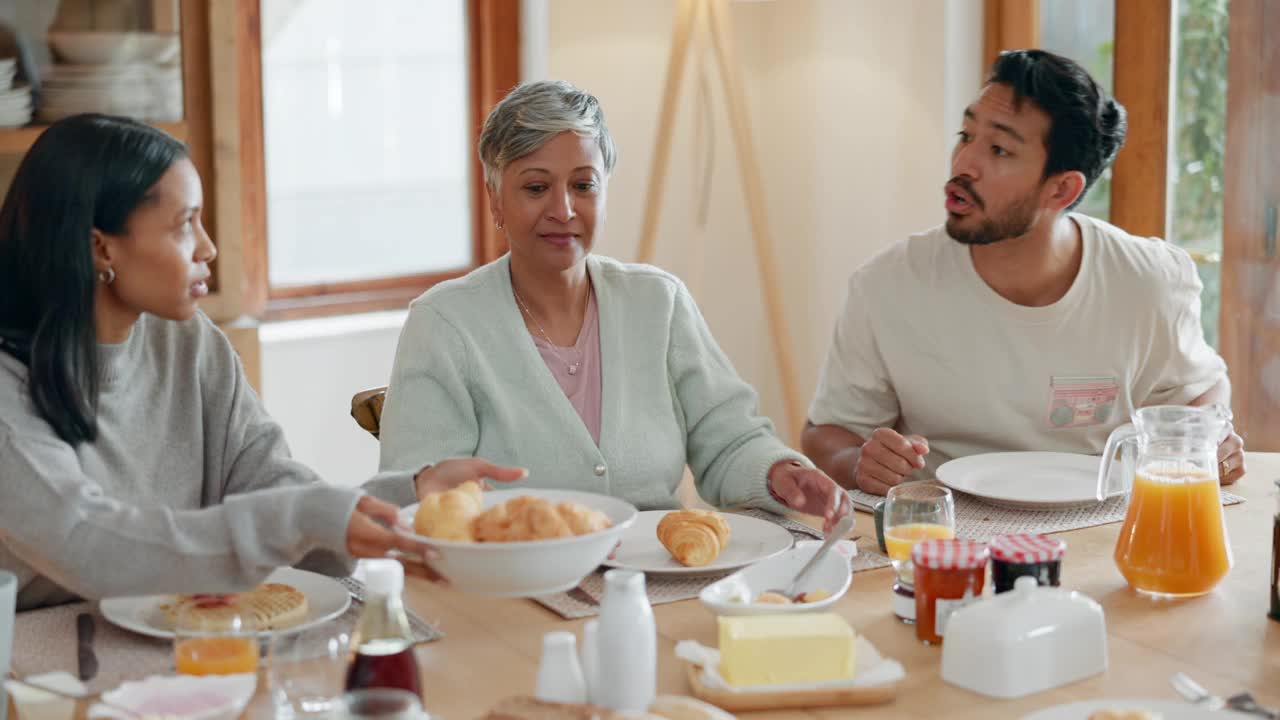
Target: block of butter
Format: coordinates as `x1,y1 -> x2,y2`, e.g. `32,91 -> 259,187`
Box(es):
717,613 -> 856,687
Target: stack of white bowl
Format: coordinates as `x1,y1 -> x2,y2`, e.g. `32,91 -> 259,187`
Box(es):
0,58 -> 34,127
40,32 -> 182,123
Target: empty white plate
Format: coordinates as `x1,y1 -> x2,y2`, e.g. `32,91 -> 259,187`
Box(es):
937,452 -> 1125,510
603,510 -> 793,575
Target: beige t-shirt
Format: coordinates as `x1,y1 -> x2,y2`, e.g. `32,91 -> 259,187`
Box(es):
808,213 -> 1227,479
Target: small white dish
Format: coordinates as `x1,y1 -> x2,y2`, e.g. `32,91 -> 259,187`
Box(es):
1022,699 -> 1225,720
937,452 -> 1126,510
699,539 -> 855,616
99,567 -> 350,640
397,488 -> 638,597
91,673 -> 255,720
603,510 -> 794,576
3,672 -> 84,720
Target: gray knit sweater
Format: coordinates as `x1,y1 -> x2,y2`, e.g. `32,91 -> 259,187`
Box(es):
0,312 -> 418,610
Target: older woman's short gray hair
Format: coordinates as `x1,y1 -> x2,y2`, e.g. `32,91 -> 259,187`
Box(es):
478,80 -> 617,188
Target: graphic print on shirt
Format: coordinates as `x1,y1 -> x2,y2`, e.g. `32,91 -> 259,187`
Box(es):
1046,375 -> 1120,429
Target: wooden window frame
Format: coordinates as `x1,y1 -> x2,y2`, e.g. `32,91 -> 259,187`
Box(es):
240,0 -> 520,321
985,1 -> 1280,449
982,0 -> 1174,239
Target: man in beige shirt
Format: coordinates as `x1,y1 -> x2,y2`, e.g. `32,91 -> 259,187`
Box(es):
802,49 -> 1245,496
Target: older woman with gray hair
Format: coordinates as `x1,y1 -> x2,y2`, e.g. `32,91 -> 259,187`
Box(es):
378,80 -> 849,529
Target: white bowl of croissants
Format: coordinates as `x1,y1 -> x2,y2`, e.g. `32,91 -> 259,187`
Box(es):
397,482 -> 638,597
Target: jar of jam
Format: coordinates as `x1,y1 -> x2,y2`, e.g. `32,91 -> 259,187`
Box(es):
1270,479 -> 1279,623
990,534 -> 1066,593
911,538 -> 988,645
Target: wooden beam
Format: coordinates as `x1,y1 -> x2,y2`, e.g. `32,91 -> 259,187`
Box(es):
1109,0 -> 1174,239
635,0 -> 700,265
1220,0 -> 1279,450
469,0 -> 521,265
151,0 -> 181,32
237,0 -> 268,317
705,0 -> 802,440
983,0 -> 1039,73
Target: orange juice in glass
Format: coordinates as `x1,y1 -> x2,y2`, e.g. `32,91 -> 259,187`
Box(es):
883,484 -> 956,587
175,635 -> 260,675
1100,405 -> 1233,598
172,610 -> 260,676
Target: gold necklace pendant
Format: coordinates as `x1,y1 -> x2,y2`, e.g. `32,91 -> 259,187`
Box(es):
513,288 -> 582,375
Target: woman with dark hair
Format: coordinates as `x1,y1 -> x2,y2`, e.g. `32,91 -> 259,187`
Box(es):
0,114 -> 522,611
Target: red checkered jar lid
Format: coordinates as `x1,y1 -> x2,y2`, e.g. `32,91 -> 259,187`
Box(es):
990,534 -> 1067,564
911,538 -> 990,570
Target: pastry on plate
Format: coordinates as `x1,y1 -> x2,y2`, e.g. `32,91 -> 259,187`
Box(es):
656,510 -> 731,567
163,583 -> 308,632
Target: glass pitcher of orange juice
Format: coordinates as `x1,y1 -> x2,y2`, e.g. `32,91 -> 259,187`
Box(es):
1098,405 -> 1233,597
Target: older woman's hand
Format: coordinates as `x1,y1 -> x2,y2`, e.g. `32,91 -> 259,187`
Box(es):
346,495 -> 447,583
414,457 -> 528,499
767,460 -> 854,534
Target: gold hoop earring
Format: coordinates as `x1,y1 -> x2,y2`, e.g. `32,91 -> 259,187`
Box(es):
97,267 -> 115,285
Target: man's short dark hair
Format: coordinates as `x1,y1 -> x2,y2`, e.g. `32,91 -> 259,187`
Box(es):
988,49 -> 1127,210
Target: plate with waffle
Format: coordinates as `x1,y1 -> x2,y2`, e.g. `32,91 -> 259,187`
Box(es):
99,567 -> 350,639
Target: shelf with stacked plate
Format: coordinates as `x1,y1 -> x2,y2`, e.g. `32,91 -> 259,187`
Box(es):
0,120 -> 188,156
0,30 -> 185,155
0,3 -> 266,387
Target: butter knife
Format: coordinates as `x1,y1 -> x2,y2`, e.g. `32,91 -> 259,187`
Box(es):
75,612 -> 98,683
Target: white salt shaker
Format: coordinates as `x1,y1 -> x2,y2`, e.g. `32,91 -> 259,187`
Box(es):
594,570 -> 656,713
580,619 -> 600,703
534,631 -> 587,703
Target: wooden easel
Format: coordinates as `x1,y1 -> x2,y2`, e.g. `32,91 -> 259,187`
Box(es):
635,0 -> 802,440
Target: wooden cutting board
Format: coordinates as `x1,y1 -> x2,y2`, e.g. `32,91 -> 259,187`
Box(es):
684,662 -> 899,712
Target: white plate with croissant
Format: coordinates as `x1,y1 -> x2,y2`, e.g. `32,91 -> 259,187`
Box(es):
397,484 -> 638,597
99,567 -> 350,639
601,510 -> 794,576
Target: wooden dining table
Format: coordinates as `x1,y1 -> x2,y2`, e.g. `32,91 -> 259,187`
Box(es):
47,452 -> 1280,719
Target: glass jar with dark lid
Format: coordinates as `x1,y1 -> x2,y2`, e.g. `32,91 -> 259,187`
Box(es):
1270,479 -> 1278,622
990,534 -> 1066,594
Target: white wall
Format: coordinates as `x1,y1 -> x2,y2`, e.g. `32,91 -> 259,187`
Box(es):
543,0 -> 980,437
261,312 -> 404,487
261,0 -> 983,487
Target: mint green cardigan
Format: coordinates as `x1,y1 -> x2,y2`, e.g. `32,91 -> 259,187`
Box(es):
378,254 -> 804,512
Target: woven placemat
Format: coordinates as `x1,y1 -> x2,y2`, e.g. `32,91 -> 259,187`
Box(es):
10,576 -> 441,694
846,486 -> 1246,559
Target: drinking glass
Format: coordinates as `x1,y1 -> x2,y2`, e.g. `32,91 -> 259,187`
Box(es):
883,484 -> 955,587
269,627 -> 352,719
340,688 -> 424,719
172,615 -> 261,677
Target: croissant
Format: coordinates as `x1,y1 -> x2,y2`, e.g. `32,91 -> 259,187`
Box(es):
557,501 -> 612,535
472,497 -> 610,542
414,481 -> 484,541
657,510 -> 731,567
